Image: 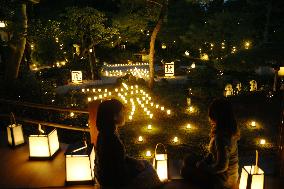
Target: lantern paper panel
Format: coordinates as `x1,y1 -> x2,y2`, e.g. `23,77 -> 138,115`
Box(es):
156,160 -> 168,182
239,166 -> 264,189
48,129 -> 60,156
7,124 -> 25,146
153,144 -> 168,182
29,129 -> 60,158
65,143 -> 95,183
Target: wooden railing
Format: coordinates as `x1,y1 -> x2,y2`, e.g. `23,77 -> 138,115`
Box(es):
0,98 -> 99,144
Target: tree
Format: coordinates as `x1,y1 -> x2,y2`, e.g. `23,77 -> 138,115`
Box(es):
1,0 -> 39,82
28,19 -> 64,66
62,7 -> 118,80
148,0 -> 167,90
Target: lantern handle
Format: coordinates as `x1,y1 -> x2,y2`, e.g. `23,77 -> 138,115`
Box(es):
155,143 -> 167,155
10,112 -> 17,125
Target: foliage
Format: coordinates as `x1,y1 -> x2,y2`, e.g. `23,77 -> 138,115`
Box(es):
61,7 -> 119,51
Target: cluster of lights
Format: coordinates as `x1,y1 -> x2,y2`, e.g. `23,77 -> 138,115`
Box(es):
221,42 -> 225,49
104,68 -> 149,78
231,46 -> 237,54
244,41 -> 251,49
84,83 -> 171,121
105,62 -> 149,67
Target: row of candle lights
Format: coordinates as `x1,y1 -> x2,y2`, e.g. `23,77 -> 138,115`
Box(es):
104,68 -> 149,78
105,62 -> 149,67
84,83 -> 172,120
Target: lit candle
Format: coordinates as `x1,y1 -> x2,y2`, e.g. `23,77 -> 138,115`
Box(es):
70,112 -> 75,117
173,136 -> 178,143
189,106 -> 194,112
147,125 -> 152,130
167,110 -> 171,115
146,150 -> 151,157
138,136 -> 143,142
129,115 -> 132,120
251,121 -> 256,127
260,139 -> 266,145
186,124 -> 191,129
87,97 -> 92,102
161,106 -> 165,111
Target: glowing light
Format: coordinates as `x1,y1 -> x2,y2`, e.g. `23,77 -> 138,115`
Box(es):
251,121 -> 256,127
166,110 -> 171,115
0,21 -> 6,28
186,124 -> 191,129
129,115 -> 132,120
173,137 -> 178,143
244,41 -> 251,49
189,106 -> 194,112
147,125 -> 152,130
87,97 -> 91,102
70,112 -> 75,117
138,136 -> 143,142
161,106 -> 164,111
185,51 -> 190,56
146,150 -> 152,157
260,139 -> 266,145
191,63 -> 196,69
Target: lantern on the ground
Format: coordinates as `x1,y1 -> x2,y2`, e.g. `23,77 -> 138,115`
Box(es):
7,113 -> 25,146
153,143 -> 168,182
28,125 -> 60,158
239,150 -> 264,189
65,142 -> 95,184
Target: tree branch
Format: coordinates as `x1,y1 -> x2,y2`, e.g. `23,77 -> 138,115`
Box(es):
146,0 -> 162,7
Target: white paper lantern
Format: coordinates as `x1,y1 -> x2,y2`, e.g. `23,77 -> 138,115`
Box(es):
153,143 -> 168,182
29,128 -> 60,158
7,124 -> 25,146
239,166 -> 264,189
239,150 -> 264,189
65,143 -> 95,184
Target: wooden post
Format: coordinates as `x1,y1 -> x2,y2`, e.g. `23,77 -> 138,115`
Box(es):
88,101 -> 100,146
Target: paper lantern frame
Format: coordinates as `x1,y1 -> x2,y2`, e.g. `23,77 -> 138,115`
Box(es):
65,143 -> 95,185
239,165 -> 264,189
29,128 -> 60,159
153,143 -> 168,182
6,113 -> 25,147
7,124 -> 25,147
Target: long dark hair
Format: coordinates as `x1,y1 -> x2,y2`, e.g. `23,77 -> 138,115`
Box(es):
96,99 -> 124,134
208,98 -> 239,139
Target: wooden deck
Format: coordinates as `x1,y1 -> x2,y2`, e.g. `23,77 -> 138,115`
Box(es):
0,129 -> 284,189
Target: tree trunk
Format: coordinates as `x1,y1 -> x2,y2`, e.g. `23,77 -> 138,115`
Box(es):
4,3 -> 27,82
148,1 -> 167,90
89,47 -> 96,80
